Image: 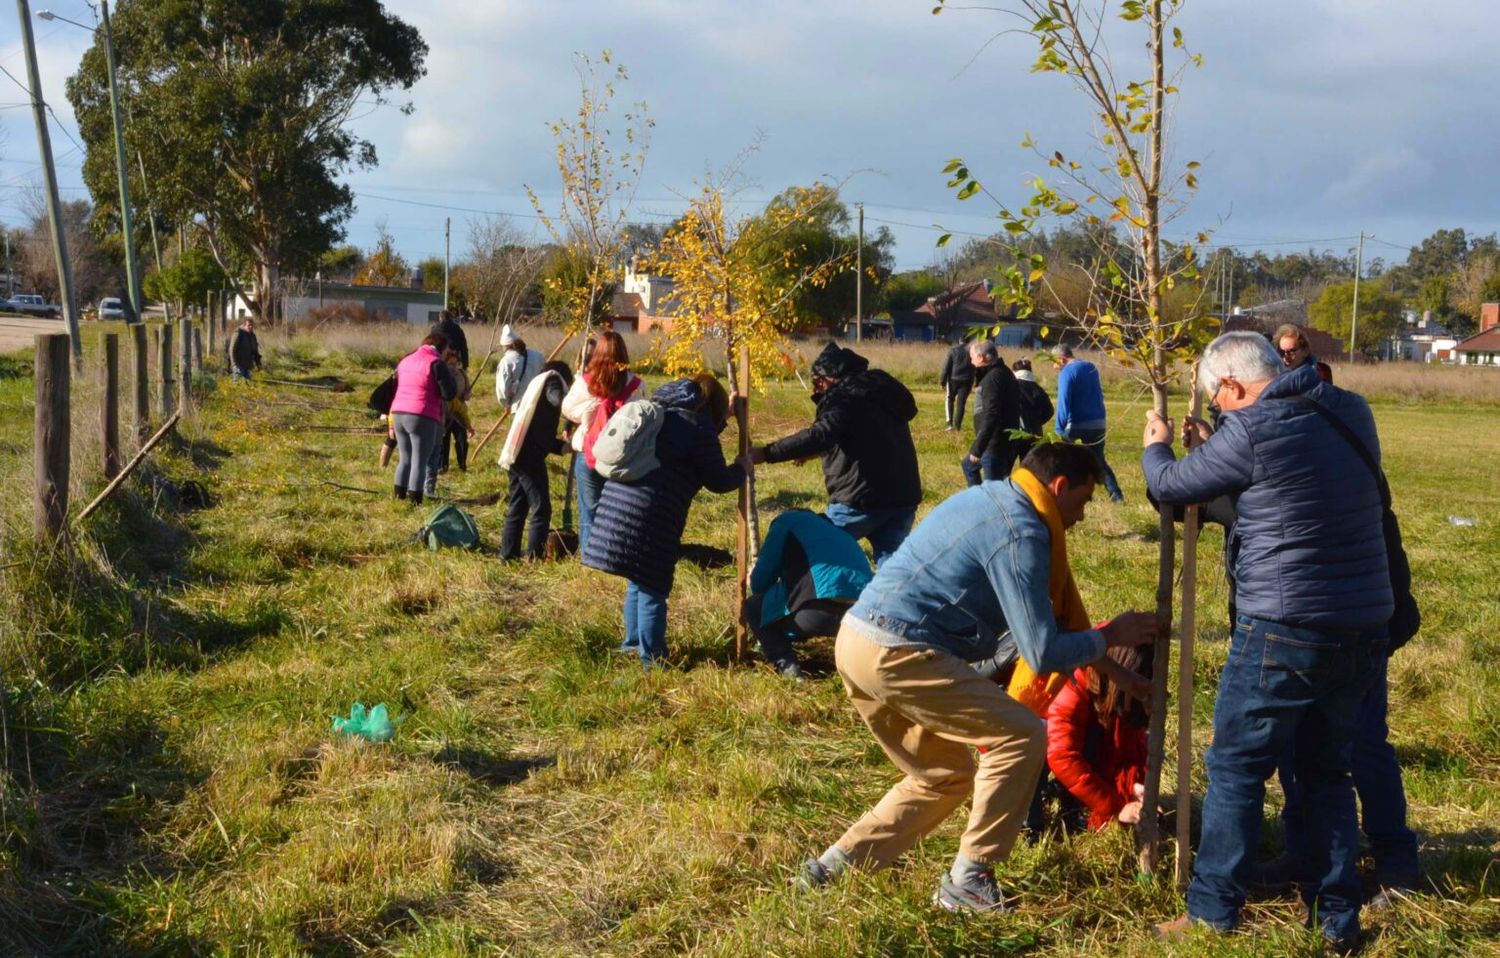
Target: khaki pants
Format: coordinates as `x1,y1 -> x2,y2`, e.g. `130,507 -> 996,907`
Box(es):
833,623 -> 1046,867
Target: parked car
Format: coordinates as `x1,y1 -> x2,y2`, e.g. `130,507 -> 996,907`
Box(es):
9,294 -> 60,318
98,297 -> 126,320
0,297 -> 16,313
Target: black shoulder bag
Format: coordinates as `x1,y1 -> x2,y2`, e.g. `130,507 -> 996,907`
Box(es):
1290,395 -> 1420,652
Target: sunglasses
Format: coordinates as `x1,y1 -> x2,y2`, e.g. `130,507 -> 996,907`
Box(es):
1279,347 -> 1305,357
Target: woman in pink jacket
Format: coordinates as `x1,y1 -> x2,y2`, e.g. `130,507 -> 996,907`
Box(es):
388,332 -> 458,504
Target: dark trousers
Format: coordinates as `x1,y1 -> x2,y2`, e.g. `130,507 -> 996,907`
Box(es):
1278,655 -> 1420,889
1187,615 -> 1384,942
1069,426 -> 1124,502
500,460 -> 551,560
744,595 -> 847,666
945,381 -> 972,428
961,448 -> 1016,487
438,419 -> 469,472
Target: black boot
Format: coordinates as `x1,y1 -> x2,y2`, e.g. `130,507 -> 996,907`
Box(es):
394,485 -> 407,500
410,490 -> 424,506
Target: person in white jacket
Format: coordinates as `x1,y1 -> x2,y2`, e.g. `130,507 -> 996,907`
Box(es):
495,325 -> 545,411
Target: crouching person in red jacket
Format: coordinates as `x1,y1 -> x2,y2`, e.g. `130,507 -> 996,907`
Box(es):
1046,644 -> 1151,830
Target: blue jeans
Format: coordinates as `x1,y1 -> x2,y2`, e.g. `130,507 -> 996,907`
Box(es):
1278,655 -> 1420,889
1067,426 -> 1124,502
1188,615 -> 1383,943
574,454 -> 607,554
824,502 -> 915,568
961,452 -> 1004,487
623,581 -> 669,666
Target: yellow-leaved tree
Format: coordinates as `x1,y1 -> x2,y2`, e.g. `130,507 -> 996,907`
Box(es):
647,168 -> 860,658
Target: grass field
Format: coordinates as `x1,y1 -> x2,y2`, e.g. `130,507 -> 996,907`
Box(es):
0,324 -> 1497,956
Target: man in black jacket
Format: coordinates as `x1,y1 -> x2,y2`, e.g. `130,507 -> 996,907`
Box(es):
752,343 -> 922,566
229,318 -> 262,381
940,341 -> 976,430
428,311 -> 469,370
962,340 -> 1021,486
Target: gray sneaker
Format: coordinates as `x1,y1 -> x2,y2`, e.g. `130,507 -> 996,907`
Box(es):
933,870 -> 1008,914
775,659 -> 806,681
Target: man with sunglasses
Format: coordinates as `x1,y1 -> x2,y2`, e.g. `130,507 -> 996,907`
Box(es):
1142,331 -> 1390,953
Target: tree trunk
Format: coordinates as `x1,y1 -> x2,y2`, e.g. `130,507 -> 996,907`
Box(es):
1136,0 -> 1174,878
1175,367 -> 1204,888
727,337 -> 756,663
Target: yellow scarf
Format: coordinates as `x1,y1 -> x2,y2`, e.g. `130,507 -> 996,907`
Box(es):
1006,467 -> 1092,716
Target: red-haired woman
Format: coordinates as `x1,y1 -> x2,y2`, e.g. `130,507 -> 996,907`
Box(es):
561,329 -> 643,552
1045,644 -> 1151,830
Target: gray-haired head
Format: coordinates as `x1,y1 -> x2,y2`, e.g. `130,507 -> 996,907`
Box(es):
1050,343 -> 1074,360
968,339 -> 999,365
1197,331 -> 1283,396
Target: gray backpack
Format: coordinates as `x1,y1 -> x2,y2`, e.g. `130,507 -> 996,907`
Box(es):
592,401 -> 665,481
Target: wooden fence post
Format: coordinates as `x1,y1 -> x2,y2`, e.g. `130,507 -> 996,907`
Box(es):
34,333 -> 70,544
132,323 -> 150,443
1174,370 -> 1204,889
101,332 -> 120,480
159,322 -> 175,418
192,322 -> 204,372
179,317 -> 193,413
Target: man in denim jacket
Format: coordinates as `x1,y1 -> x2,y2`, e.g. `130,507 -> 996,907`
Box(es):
1143,332 -> 1391,953
798,442 -> 1157,913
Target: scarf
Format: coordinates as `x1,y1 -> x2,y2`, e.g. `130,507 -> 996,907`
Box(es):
1006,467 -> 1092,716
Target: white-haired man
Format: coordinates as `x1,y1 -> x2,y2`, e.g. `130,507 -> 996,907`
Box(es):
1141,331 -> 1392,953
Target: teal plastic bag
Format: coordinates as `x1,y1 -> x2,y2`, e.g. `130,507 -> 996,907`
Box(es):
332,701 -> 396,743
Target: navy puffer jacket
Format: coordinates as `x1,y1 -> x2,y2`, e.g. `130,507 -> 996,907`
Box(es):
1142,364 -> 1393,631
582,380 -> 745,595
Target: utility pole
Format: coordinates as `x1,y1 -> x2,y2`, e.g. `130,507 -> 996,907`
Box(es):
855,202 -> 863,343
444,217 -> 451,312
99,0 -> 142,324
136,151 -> 168,322
17,0 -> 82,370
1349,231 -> 1365,363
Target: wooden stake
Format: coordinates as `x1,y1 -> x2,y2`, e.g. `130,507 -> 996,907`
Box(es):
179,317 -> 193,414
34,333 -> 70,543
131,323 -> 149,442
101,332 -> 120,480
1175,366 -> 1204,889
74,411 -> 179,526
159,322 -> 175,418
733,342 -> 754,663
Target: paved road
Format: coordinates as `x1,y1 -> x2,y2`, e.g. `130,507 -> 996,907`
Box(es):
0,315 -> 69,355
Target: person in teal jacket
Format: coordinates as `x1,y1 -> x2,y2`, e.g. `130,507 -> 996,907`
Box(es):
744,509 -> 873,679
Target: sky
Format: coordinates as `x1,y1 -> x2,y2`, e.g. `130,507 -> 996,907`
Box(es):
1,0 -> 1497,273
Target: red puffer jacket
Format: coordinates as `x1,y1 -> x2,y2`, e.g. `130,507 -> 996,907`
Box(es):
1046,668 -> 1148,830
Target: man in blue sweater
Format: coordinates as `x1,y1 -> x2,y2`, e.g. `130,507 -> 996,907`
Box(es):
1051,344 -> 1124,502
1142,332 -> 1391,953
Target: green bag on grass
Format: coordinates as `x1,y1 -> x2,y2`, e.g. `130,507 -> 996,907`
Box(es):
418,503 -> 480,550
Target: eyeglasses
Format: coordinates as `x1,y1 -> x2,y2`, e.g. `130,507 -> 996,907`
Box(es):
1279,347 -> 1305,358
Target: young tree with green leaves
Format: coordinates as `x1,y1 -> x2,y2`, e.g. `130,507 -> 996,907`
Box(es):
933,0 -> 1213,877
65,0 -> 428,324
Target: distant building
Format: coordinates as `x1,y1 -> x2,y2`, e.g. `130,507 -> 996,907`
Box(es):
1223,310 -> 1346,362
1453,327 -> 1500,366
226,281 -> 444,326
1388,310 -> 1459,363
1480,302 -> 1499,333
611,259 -> 683,335
884,280 -> 1039,345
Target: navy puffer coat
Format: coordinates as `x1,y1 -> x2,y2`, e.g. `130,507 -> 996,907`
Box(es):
1142,363 -> 1393,631
582,380 -> 745,595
